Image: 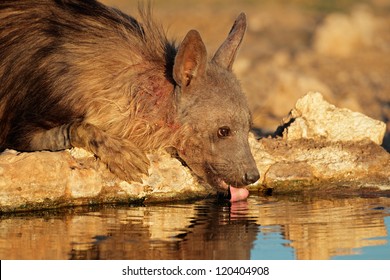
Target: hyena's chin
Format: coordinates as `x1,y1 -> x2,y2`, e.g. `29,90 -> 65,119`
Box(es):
216,178 -> 249,202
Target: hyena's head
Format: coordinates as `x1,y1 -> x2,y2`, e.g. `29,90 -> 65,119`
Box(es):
172,13 -> 260,201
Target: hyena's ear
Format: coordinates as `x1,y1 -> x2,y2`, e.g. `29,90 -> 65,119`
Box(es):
173,30 -> 207,88
212,12 -> 246,71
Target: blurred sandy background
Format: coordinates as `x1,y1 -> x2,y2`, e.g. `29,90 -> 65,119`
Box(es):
101,0 -> 390,150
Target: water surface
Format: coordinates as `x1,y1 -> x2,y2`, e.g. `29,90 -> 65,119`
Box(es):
1,194 -> 389,260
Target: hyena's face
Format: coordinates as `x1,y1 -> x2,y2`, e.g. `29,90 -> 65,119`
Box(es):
172,13 -> 260,200
176,65 -> 260,189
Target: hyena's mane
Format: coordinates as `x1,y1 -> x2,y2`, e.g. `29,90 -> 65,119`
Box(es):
0,0 -> 181,152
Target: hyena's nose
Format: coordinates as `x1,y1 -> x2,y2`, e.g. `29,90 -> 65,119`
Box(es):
244,169 -> 260,185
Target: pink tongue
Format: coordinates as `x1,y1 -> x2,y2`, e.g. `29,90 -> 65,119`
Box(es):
229,186 -> 249,202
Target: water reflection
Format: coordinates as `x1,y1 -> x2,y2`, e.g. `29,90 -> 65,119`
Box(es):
0,195 -> 389,260
254,197 -> 390,260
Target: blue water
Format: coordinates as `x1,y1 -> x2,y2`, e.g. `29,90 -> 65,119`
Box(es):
252,227 -> 295,260
251,218 -> 390,260
332,216 -> 390,260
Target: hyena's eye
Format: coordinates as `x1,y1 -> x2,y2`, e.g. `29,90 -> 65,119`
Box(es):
217,126 -> 231,138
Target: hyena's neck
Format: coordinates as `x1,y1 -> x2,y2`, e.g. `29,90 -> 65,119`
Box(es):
102,67 -> 182,152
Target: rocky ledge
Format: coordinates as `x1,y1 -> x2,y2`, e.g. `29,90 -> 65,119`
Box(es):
1,92 -> 389,212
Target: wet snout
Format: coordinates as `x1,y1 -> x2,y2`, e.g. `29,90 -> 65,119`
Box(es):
237,137 -> 260,186
220,155 -> 260,187
221,136 -> 260,187
238,151 -> 260,186
243,167 -> 260,185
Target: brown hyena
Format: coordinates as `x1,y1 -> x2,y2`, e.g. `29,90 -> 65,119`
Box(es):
0,0 -> 259,201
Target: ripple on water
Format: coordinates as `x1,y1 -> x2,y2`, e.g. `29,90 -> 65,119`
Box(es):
0,195 -> 389,259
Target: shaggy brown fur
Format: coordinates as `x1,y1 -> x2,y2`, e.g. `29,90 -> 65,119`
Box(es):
0,0 -> 259,193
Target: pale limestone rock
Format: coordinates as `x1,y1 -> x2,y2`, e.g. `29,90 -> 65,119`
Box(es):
0,148 -> 212,212
68,168 -> 103,198
118,151 -> 206,200
0,150 -> 69,208
282,92 -> 386,145
251,138 -> 390,193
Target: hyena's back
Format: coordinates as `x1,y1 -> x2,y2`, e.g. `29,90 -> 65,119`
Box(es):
0,0 -> 177,180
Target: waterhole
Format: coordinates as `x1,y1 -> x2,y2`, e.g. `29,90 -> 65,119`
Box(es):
1,194 -> 389,260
